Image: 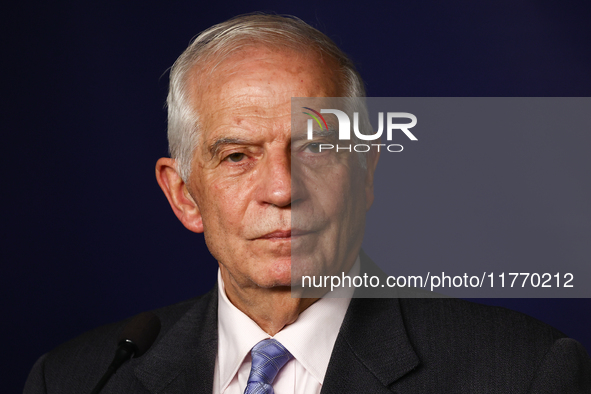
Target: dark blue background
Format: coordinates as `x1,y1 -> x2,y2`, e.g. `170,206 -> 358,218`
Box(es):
3,1 -> 590,391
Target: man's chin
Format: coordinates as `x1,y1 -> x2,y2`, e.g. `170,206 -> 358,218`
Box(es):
254,258 -> 292,288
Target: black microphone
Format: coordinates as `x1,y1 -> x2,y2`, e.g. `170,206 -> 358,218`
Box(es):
90,311 -> 161,394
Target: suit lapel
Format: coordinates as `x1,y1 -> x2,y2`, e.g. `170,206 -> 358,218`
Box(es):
321,253 -> 420,393
134,288 -> 218,394
321,297 -> 419,393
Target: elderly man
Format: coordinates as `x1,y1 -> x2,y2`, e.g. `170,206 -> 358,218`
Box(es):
25,14 -> 591,394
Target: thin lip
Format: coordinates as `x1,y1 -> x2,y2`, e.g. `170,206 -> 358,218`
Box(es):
257,229 -> 311,239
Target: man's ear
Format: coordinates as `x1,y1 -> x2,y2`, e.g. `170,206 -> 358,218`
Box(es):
155,158 -> 204,233
364,145 -> 380,211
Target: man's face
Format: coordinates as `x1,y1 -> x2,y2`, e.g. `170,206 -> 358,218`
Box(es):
185,46 -> 375,293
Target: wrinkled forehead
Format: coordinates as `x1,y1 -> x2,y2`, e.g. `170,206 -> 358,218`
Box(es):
187,45 -> 344,117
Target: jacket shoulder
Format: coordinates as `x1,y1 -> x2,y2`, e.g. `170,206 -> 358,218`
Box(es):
24,288 -> 216,393
396,297 -> 590,391
400,297 -> 566,342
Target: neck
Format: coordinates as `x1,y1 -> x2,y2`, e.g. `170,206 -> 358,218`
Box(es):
220,267 -> 318,336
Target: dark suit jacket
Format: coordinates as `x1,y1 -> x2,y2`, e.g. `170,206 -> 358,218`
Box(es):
24,265 -> 591,393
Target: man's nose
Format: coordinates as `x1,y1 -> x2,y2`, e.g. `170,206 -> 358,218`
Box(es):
257,151 -> 292,207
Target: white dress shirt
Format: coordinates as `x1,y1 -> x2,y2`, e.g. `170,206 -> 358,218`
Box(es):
212,258 -> 359,394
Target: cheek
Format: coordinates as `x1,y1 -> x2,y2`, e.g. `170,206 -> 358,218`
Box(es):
318,168 -> 356,210
201,176 -> 256,231
320,169 -> 368,239
200,189 -> 248,266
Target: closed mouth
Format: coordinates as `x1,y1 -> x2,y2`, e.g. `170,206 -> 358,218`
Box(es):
257,229 -> 311,240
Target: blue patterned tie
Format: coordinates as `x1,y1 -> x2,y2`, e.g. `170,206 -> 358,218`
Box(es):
243,339 -> 293,394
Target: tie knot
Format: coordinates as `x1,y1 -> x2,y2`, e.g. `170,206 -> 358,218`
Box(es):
244,339 -> 293,393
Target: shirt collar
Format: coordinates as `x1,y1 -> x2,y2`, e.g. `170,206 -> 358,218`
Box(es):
216,257 -> 359,390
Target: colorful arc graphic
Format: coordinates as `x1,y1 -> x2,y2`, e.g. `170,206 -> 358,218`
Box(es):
302,107 -> 328,131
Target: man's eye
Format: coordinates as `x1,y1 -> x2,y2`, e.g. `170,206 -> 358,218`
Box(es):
305,143 -> 321,154
226,153 -> 245,162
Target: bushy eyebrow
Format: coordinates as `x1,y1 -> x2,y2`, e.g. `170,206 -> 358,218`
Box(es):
208,137 -> 250,158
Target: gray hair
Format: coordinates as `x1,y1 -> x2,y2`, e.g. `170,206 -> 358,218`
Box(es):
167,13 -> 366,181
